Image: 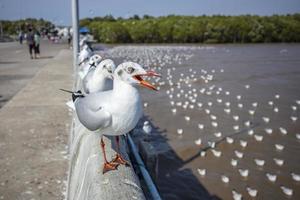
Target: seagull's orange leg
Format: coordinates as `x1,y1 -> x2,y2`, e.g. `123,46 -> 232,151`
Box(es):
100,136 -> 119,174
112,136 -> 130,166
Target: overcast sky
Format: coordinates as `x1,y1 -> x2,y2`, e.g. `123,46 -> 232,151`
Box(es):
0,0 -> 300,25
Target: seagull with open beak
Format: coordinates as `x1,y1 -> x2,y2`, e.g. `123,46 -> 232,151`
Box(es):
73,62 -> 160,173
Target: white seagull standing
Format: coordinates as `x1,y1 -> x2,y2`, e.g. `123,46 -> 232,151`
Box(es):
78,54 -> 102,80
82,59 -> 116,94
78,44 -> 93,65
73,62 -> 160,173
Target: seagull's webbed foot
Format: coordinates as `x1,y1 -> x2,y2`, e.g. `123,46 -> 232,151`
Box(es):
102,162 -> 119,174
112,153 -> 130,166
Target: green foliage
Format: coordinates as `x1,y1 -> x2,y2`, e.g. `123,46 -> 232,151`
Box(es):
83,13 -> 300,43
0,18 -> 54,35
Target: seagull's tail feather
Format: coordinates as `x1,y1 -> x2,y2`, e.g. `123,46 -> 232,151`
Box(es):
59,88 -> 85,102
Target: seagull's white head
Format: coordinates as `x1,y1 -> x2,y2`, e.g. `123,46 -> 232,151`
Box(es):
114,62 -> 160,91
95,59 -> 116,79
88,54 -> 102,66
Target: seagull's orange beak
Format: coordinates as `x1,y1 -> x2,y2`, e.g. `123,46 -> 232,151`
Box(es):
133,70 -> 161,91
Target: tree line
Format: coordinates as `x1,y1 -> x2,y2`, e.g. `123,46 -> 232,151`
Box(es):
80,14 -> 300,43
0,18 -> 54,35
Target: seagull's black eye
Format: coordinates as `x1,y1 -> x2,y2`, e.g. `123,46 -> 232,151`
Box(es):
127,67 -> 135,74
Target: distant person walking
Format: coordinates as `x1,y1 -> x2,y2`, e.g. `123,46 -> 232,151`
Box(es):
34,31 -> 41,58
68,32 -> 72,46
26,28 -> 35,59
18,32 -> 23,44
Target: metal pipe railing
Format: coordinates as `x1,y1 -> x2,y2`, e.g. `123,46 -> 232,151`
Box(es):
127,135 -> 162,200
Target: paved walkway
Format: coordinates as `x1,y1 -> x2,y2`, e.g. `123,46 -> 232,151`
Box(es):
0,40 -> 68,108
0,47 -> 73,200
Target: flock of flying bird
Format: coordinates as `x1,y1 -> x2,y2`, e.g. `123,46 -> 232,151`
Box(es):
65,41 -> 300,199
64,39 -> 160,173
98,46 -> 300,199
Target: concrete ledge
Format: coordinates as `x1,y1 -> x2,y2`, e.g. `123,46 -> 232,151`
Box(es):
67,116 -> 146,200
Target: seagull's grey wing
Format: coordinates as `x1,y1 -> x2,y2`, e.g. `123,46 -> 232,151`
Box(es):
75,95 -> 112,131
82,69 -> 94,94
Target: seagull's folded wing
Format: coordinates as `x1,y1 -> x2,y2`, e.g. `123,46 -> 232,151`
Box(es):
75,97 -> 112,131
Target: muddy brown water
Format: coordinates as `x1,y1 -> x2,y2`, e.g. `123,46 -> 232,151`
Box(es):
97,44 -> 300,200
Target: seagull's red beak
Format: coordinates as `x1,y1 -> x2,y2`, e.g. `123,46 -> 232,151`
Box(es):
133,70 -> 161,91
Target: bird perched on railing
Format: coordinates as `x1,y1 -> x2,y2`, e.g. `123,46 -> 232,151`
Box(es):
82,59 -> 116,94
69,62 -> 160,173
78,54 -> 102,80
78,44 -> 93,66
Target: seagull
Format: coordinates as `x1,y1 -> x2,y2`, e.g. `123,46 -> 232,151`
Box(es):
266,173 -> 277,182
82,59 -> 116,94
275,144 -> 284,151
280,186 -> 293,197
244,121 -> 251,127
239,169 -> 249,178
254,134 -> 263,142
212,121 -> 218,128
279,127 -> 287,135
268,101 -> 274,106
221,175 -> 230,183
238,103 -> 243,108
171,108 -> 177,114
198,124 -> 204,130
194,138 -> 202,146
291,173 -> 300,182
78,54 -> 102,79
184,116 -> 191,122
239,140 -> 247,148
254,159 -> 265,167
211,149 -> 222,157
231,159 -> 238,167
252,102 -> 258,107
248,129 -> 254,136
177,129 -> 183,135
226,137 -> 234,144
248,110 -> 255,116
224,108 -> 231,114
233,115 -> 239,121
273,158 -> 284,166
235,150 -> 243,159
232,190 -> 242,200
291,105 -> 297,111
296,133 -> 300,140
246,187 -> 258,197
214,132 -> 222,138
197,168 -> 206,176
262,117 -> 270,123
208,141 -> 216,148
142,121 -> 152,134
291,116 -> 298,122
78,44 -> 93,65
233,125 -> 239,131
72,62 -> 159,173
265,128 -> 273,135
